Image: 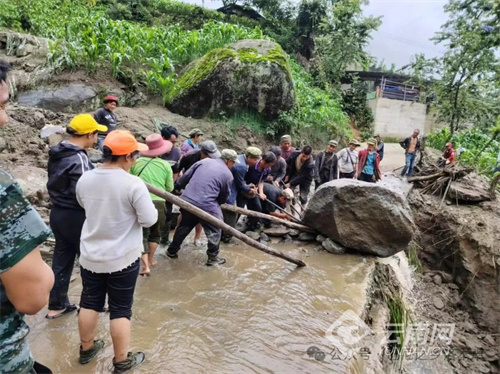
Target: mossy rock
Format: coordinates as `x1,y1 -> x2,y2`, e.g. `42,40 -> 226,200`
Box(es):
166,39 -> 295,120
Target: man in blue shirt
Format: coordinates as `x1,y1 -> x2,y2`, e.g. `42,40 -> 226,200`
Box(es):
238,150 -> 276,231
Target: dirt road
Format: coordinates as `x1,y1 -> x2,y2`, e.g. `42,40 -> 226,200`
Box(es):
379,142 -> 405,174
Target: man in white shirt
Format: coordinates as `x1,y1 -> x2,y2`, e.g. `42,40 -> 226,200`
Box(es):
336,139 -> 361,179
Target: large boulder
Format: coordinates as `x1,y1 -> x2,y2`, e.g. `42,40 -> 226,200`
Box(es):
17,84 -> 97,113
303,179 -> 415,257
166,39 -> 295,120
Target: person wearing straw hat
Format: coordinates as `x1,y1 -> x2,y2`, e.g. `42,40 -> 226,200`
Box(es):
94,95 -> 119,151
180,128 -> 204,155
45,114 -> 106,320
75,130 -> 157,372
130,134 -> 174,276
374,134 -> 384,162
357,138 -> 382,183
337,139 -> 360,179
314,140 -> 338,188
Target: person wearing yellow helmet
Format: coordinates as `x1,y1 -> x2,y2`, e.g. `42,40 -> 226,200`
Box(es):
45,114 -> 106,320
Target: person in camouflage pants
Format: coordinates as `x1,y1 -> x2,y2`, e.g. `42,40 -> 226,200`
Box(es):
0,61 -> 55,373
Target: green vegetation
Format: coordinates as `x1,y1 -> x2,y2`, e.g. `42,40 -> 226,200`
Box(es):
0,0 -> 356,141
166,44 -> 291,104
407,241 -> 423,273
277,60 -> 350,141
402,0 -> 499,136
428,125 -> 500,176
341,79 -> 374,140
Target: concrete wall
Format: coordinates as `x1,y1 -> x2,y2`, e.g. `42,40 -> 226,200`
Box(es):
370,97 -> 428,138
424,107 -> 446,135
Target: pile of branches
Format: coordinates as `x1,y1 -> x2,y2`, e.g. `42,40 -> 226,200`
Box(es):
407,151 -> 493,203
408,158 -> 471,196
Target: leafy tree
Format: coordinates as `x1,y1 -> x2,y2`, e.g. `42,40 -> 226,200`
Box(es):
428,0 -> 500,135
341,78 -> 374,139
315,0 -> 381,85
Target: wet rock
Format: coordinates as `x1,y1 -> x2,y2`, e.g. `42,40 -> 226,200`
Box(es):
48,134 -> 63,147
245,231 -> 261,241
298,232 -> 316,241
167,39 -> 295,120
259,233 -> 270,243
316,234 -> 326,243
463,321 -> 478,334
484,349 -> 498,361
483,335 -> 495,346
477,364 -> 490,373
433,274 -> 442,285
40,124 -> 64,139
0,137 -> 6,152
263,227 -> 290,237
11,166 -> 48,205
33,111 -> 46,128
303,179 -> 415,257
432,296 -> 444,310
459,359 -> 470,368
87,149 -> 103,163
16,44 -> 35,57
288,229 -> 300,237
281,234 -> 293,243
17,84 -> 97,113
465,337 -> 482,351
322,239 -> 346,255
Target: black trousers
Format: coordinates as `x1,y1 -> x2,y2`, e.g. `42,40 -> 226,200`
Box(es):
237,194 -> 262,230
161,201 -> 174,242
291,181 -> 312,205
221,205 -> 238,243
359,172 -> 375,183
31,361 -> 52,374
339,171 -> 355,179
167,209 -> 221,257
80,259 -> 140,320
48,206 -> 85,310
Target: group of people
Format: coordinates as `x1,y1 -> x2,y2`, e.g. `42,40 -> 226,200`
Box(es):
5,50 -> 490,374
0,56 -> 423,373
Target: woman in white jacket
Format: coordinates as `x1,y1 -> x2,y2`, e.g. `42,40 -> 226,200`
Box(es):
75,130 -> 157,373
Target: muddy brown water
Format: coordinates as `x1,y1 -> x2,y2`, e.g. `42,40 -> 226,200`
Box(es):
27,240 -> 374,374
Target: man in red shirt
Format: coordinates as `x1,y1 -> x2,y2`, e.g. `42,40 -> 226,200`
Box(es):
442,142 -> 456,164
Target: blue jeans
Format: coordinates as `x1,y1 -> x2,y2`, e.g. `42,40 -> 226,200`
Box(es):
401,153 -> 417,177
97,135 -> 106,151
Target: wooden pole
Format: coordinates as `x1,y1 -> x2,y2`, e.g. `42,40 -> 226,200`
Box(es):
220,204 -> 316,233
146,184 -> 306,267
407,172 -> 443,183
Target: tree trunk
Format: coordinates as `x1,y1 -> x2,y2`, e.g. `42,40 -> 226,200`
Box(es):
146,184 -> 307,267
221,204 -> 316,233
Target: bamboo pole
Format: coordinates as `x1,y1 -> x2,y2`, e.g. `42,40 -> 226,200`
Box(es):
146,184 -> 306,267
220,204 -> 316,233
